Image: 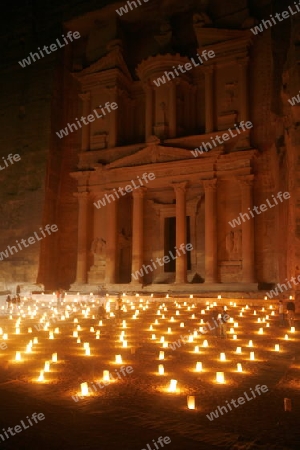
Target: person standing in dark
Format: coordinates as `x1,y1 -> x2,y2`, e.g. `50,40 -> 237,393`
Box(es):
219,306 -> 229,338
56,289 -> 61,308
115,295 -> 122,322
6,295 -> 11,310
286,299 -> 295,328
97,304 -> 106,320
278,300 -> 285,327
16,294 -> 21,311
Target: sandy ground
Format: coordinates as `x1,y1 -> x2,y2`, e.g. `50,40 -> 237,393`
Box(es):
0,299 -> 299,450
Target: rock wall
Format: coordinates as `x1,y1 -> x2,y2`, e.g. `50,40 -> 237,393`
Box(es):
0,0 -> 297,292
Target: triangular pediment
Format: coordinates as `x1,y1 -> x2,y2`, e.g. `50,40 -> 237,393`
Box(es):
74,43 -> 132,81
106,144 -> 197,168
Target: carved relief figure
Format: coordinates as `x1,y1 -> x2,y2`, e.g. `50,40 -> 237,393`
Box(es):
91,238 -> 106,259
222,81 -> 238,112
226,230 -> 242,259
154,20 -> 173,52
192,12 -> 212,28
159,102 -> 168,125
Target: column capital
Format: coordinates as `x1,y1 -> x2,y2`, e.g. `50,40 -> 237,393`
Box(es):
237,174 -> 254,188
172,181 -> 188,194
74,191 -> 90,200
143,81 -> 153,91
79,92 -> 91,102
202,179 -> 217,191
169,79 -> 181,87
132,187 -> 147,198
202,65 -> 214,75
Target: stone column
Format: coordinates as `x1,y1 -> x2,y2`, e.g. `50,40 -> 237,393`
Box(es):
203,179 -> 217,283
145,84 -> 153,140
169,82 -> 177,138
131,188 -> 146,284
173,182 -> 188,284
108,87 -> 118,148
74,191 -> 89,284
204,66 -> 214,133
238,58 -> 249,122
105,194 -> 118,284
79,92 -> 91,151
238,175 -> 255,283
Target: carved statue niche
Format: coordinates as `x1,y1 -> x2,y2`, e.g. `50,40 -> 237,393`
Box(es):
154,101 -> 169,139
91,237 -> 106,262
222,81 -> 238,113
226,230 -> 242,260
192,12 -> 212,28
154,19 -> 173,53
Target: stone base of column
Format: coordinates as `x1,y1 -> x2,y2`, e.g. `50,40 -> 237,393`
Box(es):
70,282 -> 88,292
130,280 -> 143,287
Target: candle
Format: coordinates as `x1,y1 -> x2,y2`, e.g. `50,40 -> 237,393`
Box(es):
80,382 -> 89,396
159,351 -> 164,360
38,370 -> 44,382
169,379 -> 177,392
103,370 -> 110,381
15,351 -> 21,361
85,348 -> 90,356
115,355 -> 122,364
44,361 -> 50,372
236,347 -> 242,354
237,363 -> 243,372
216,372 -> 225,383
195,362 -> 202,372
158,364 -> 164,375
52,353 -> 57,363
220,352 -> 226,361
187,395 -> 195,410
275,344 -> 280,351
250,351 -> 255,360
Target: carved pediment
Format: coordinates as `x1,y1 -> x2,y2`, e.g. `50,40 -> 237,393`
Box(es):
107,145 -> 195,168
74,43 -> 132,81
